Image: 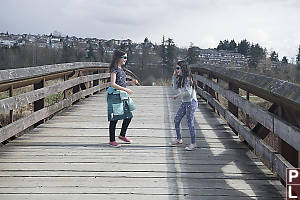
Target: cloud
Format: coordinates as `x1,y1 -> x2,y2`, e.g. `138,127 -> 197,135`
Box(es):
0,0 -> 300,59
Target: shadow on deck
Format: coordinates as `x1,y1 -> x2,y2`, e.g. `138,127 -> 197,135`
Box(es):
0,86 -> 285,200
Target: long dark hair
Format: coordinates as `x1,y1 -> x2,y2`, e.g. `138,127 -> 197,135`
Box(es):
109,49 -> 126,71
177,61 -> 195,89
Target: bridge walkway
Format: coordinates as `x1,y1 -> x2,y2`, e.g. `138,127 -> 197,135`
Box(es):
0,86 -> 285,199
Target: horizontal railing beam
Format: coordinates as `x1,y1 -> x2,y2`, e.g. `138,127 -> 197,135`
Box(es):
0,62 -> 109,84
196,86 -> 293,181
191,65 -> 300,112
194,74 -> 300,152
0,73 -> 110,113
0,83 -> 109,143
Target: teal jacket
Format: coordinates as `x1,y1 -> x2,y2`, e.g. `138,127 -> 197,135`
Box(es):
106,87 -> 136,121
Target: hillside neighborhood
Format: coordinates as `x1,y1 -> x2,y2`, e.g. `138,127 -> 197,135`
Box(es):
0,32 -> 249,67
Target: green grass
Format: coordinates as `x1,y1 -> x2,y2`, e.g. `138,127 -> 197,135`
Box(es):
45,93 -> 64,107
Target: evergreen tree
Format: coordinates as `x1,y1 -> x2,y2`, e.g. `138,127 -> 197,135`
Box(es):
144,37 -> 149,44
296,45 -> 300,68
222,40 -> 230,50
160,36 -> 168,68
120,43 -> 127,51
270,51 -> 279,62
61,42 -> 75,63
140,37 -> 151,70
237,39 -> 250,56
126,41 -> 133,59
87,41 -> 96,61
187,45 -> 198,64
217,40 -> 230,50
98,42 -> 105,62
229,40 -> 237,51
217,41 -> 224,50
281,56 -> 288,64
166,38 -> 176,69
249,43 -> 265,68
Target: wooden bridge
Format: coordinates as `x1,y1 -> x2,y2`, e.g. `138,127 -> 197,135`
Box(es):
0,62 -> 299,199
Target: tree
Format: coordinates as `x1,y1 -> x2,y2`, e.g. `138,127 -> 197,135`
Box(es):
296,45 -> 300,68
281,56 -> 288,64
61,41 -> 76,63
166,37 -> 176,69
86,40 -> 96,61
237,39 -> 250,56
140,37 -> 151,70
98,42 -> 105,62
120,43 -> 127,51
229,40 -> 237,51
187,45 -> 198,64
217,39 -> 230,50
249,43 -> 265,68
159,36 -> 177,79
270,51 -> 279,62
160,35 -> 168,68
144,37 -> 149,44
217,41 -> 224,50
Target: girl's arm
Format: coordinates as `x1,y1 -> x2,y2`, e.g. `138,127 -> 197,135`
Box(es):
173,69 -> 177,76
126,79 -> 139,85
110,72 -> 133,94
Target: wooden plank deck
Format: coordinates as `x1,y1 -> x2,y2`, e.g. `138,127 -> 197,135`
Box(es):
0,86 -> 285,199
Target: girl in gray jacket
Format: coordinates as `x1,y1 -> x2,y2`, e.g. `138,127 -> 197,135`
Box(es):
172,62 -> 198,151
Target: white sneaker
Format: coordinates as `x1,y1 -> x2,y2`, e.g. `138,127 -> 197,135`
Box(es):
185,143 -> 197,151
170,139 -> 183,146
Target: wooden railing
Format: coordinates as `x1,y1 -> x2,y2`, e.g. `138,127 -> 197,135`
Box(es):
191,64 -> 300,182
0,62 -> 139,143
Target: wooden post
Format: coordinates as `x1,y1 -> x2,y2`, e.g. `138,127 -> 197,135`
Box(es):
216,78 -> 219,102
106,68 -> 110,89
207,73 -> 216,112
246,92 -> 250,128
197,71 -> 204,89
63,74 -> 67,99
228,82 -> 239,135
93,70 -> 99,94
79,71 -> 87,91
9,86 -> 13,123
72,71 -> 80,93
216,78 -> 220,116
33,78 -> 45,127
276,105 -> 299,167
228,82 -> 239,117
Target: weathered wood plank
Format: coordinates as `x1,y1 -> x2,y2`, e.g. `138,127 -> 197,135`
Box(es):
0,187 -> 285,197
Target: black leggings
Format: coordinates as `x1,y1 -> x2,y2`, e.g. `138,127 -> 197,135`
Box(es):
109,118 -> 132,142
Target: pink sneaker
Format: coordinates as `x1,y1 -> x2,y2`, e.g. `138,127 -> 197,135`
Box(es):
109,141 -> 121,148
118,135 -> 132,143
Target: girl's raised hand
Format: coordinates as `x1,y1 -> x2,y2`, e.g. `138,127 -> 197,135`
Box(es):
126,88 -> 133,95
133,79 -> 139,85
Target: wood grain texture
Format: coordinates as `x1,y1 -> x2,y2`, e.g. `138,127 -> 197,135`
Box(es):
0,86 -> 285,199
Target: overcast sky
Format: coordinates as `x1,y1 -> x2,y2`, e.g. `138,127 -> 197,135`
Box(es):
1,0 -> 300,60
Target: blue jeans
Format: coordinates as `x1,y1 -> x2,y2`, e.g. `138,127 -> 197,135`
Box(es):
174,99 -> 198,144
